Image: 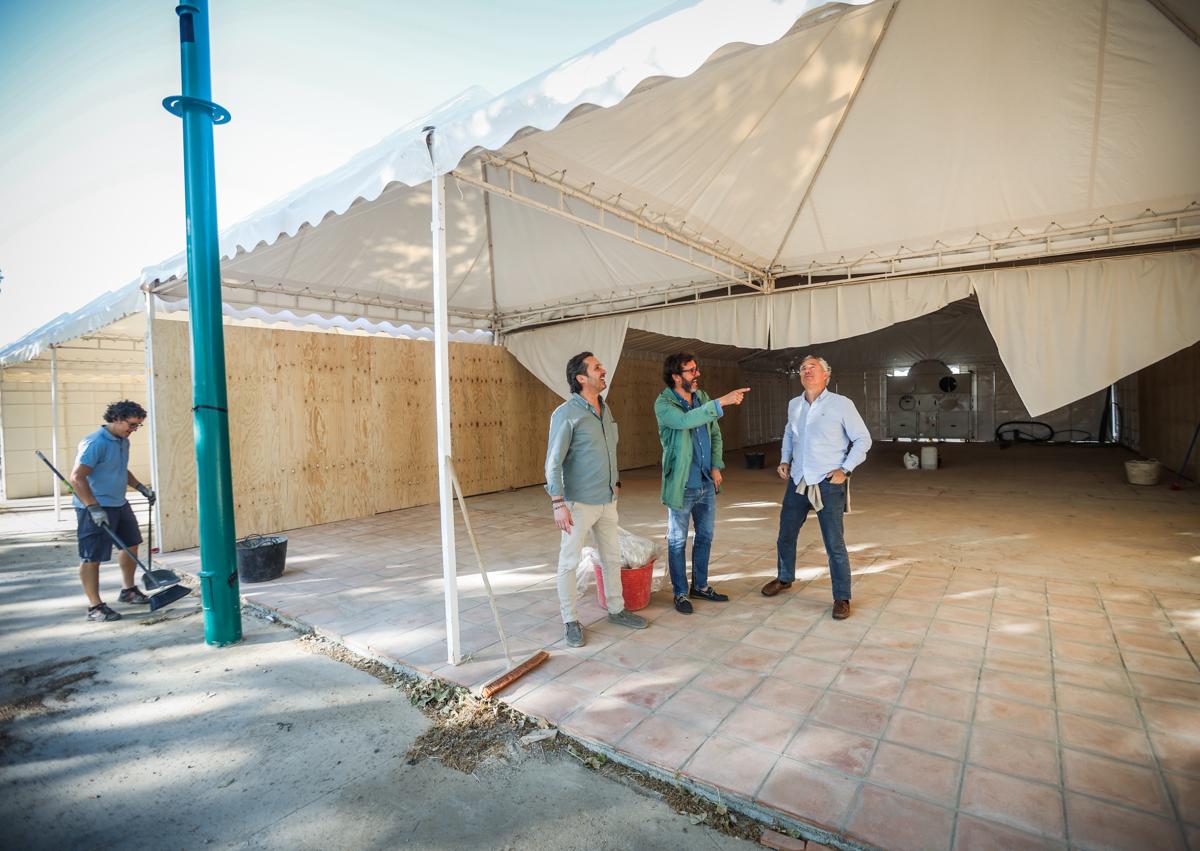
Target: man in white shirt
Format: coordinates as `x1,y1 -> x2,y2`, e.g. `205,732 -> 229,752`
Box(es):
762,356 -> 871,619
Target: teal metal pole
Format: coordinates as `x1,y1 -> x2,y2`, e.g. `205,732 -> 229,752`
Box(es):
164,0 -> 241,645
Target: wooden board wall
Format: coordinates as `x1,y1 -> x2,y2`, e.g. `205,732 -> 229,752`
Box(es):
1136,340 -> 1200,481
153,322 -> 750,550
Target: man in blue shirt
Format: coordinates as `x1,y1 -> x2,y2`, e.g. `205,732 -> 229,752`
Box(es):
763,356 -> 871,620
545,352 -> 647,648
69,400 -> 157,622
654,353 -> 750,614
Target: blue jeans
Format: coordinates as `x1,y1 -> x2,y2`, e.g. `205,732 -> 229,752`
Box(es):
776,479 -> 852,601
666,481 -> 716,597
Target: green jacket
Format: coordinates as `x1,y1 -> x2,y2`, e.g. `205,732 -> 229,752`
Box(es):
654,387 -> 724,510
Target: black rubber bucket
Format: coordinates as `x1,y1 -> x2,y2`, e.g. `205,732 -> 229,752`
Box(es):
236,534 -> 288,583
744,452 -> 766,469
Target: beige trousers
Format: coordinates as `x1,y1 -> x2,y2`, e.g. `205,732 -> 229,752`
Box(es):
556,500 -> 624,623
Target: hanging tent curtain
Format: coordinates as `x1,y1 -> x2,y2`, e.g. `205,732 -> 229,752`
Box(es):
769,273 -> 975,350
973,250 -> 1200,417
506,250 -> 1200,419
629,297 -> 770,349
503,315 -> 631,400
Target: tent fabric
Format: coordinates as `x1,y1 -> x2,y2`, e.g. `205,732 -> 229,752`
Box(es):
973,249 -> 1200,417
136,0 -> 1200,324
138,0 -> 862,287
769,273 -> 974,350
504,315 -> 630,400
0,282 -> 145,368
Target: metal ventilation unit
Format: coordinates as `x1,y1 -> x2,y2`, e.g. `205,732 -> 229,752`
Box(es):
887,360 -> 974,440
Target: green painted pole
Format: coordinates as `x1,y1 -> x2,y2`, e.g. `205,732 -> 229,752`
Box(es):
164,0 -> 241,645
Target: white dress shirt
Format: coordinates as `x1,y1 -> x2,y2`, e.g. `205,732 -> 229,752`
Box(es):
781,389 -> 872,487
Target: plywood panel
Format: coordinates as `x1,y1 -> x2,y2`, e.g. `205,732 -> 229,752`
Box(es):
226,326 -> 279,536
498,352 -> 561,489
449,344 -> 510,497
370,336 -> 438,512
153,320 -> 199,552
1138,341 -> 1200,481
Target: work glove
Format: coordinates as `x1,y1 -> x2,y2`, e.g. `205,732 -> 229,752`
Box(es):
136,483 -> 157,506
86,504 -> 110,527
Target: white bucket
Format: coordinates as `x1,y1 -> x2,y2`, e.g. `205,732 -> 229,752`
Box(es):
1124,459 -> 1161,486
920,446 -> 938,470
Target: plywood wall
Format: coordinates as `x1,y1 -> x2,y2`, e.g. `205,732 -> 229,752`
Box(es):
0,376 -> 149,500
154,322 -> 751,550
1135,341 -> 1200,481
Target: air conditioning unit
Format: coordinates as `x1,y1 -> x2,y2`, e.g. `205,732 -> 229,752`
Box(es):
887,360 -> 973,440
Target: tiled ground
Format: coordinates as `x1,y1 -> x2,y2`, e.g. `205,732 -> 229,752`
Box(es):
161,444 -> 1200,850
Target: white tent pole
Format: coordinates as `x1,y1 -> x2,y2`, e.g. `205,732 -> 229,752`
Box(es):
144,290 -> 163,536
481,161 -> 501,345
427,128 -> 461,666
50,345 -> 61,522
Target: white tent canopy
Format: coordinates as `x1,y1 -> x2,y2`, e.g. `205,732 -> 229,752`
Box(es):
129,0 -> 1199,417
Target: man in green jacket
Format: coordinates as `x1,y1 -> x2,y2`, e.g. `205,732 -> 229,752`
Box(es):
654,353 -> 750,614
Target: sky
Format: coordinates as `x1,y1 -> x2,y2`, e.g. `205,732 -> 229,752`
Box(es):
0,0 -> 675,346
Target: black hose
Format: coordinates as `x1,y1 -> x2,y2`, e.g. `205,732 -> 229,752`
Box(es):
994,421 -> 1097,447
996,421 -> 1054,445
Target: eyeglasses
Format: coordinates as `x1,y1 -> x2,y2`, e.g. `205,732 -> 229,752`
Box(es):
125,421 -> 144,431
681,367 -> 700,375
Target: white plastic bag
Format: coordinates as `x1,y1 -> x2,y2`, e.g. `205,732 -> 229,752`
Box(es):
903,452 -> 920,470
617,526 -> 657,569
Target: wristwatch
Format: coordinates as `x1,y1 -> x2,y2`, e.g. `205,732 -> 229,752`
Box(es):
840,468 -> 852,477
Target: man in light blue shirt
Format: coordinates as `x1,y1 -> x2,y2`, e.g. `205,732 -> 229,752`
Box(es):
545,352 -> 648,648
762,356 -> 871,620
69,399 -> 157,622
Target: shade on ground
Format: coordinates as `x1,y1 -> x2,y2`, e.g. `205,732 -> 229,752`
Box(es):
160,444 -> 1200,851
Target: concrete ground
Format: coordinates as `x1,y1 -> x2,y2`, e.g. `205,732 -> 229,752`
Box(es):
155,442 -> 1200,850
0,531 -> 758,850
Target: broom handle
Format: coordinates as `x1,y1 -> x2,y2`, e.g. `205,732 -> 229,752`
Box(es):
35,450 -> 152,576
447,458 -> 513,669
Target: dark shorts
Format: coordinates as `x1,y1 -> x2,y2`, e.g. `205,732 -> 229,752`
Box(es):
76,503 -> 142,563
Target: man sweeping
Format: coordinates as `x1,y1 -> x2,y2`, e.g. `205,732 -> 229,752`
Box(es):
545,352 -> 646,647
70,400 -> 157,622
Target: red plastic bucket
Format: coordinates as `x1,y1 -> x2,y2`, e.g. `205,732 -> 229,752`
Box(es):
594,557 -> 655,612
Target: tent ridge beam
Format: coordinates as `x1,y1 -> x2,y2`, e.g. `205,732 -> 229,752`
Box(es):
215,277 -> 493,322
780,207 -> 1200,280
452,157 -> 767,289
499,241 -> 1197,334
1144,0 -> 1200,47
769,0 -> 899,270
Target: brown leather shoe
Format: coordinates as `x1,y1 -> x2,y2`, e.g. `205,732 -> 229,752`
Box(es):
832,599 -> 851,619
761,579 -> 793,597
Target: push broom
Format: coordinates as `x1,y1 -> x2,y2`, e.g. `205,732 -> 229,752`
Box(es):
447,458 -> 549,698
35,451 -> 192,612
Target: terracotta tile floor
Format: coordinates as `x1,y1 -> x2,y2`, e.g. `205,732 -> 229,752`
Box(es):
160,444 -> 1200,850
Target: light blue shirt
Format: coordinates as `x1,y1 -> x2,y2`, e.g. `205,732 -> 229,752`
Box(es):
544,393 -> 620,505
72,426 -> 130,508
780,389 -> 871,486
